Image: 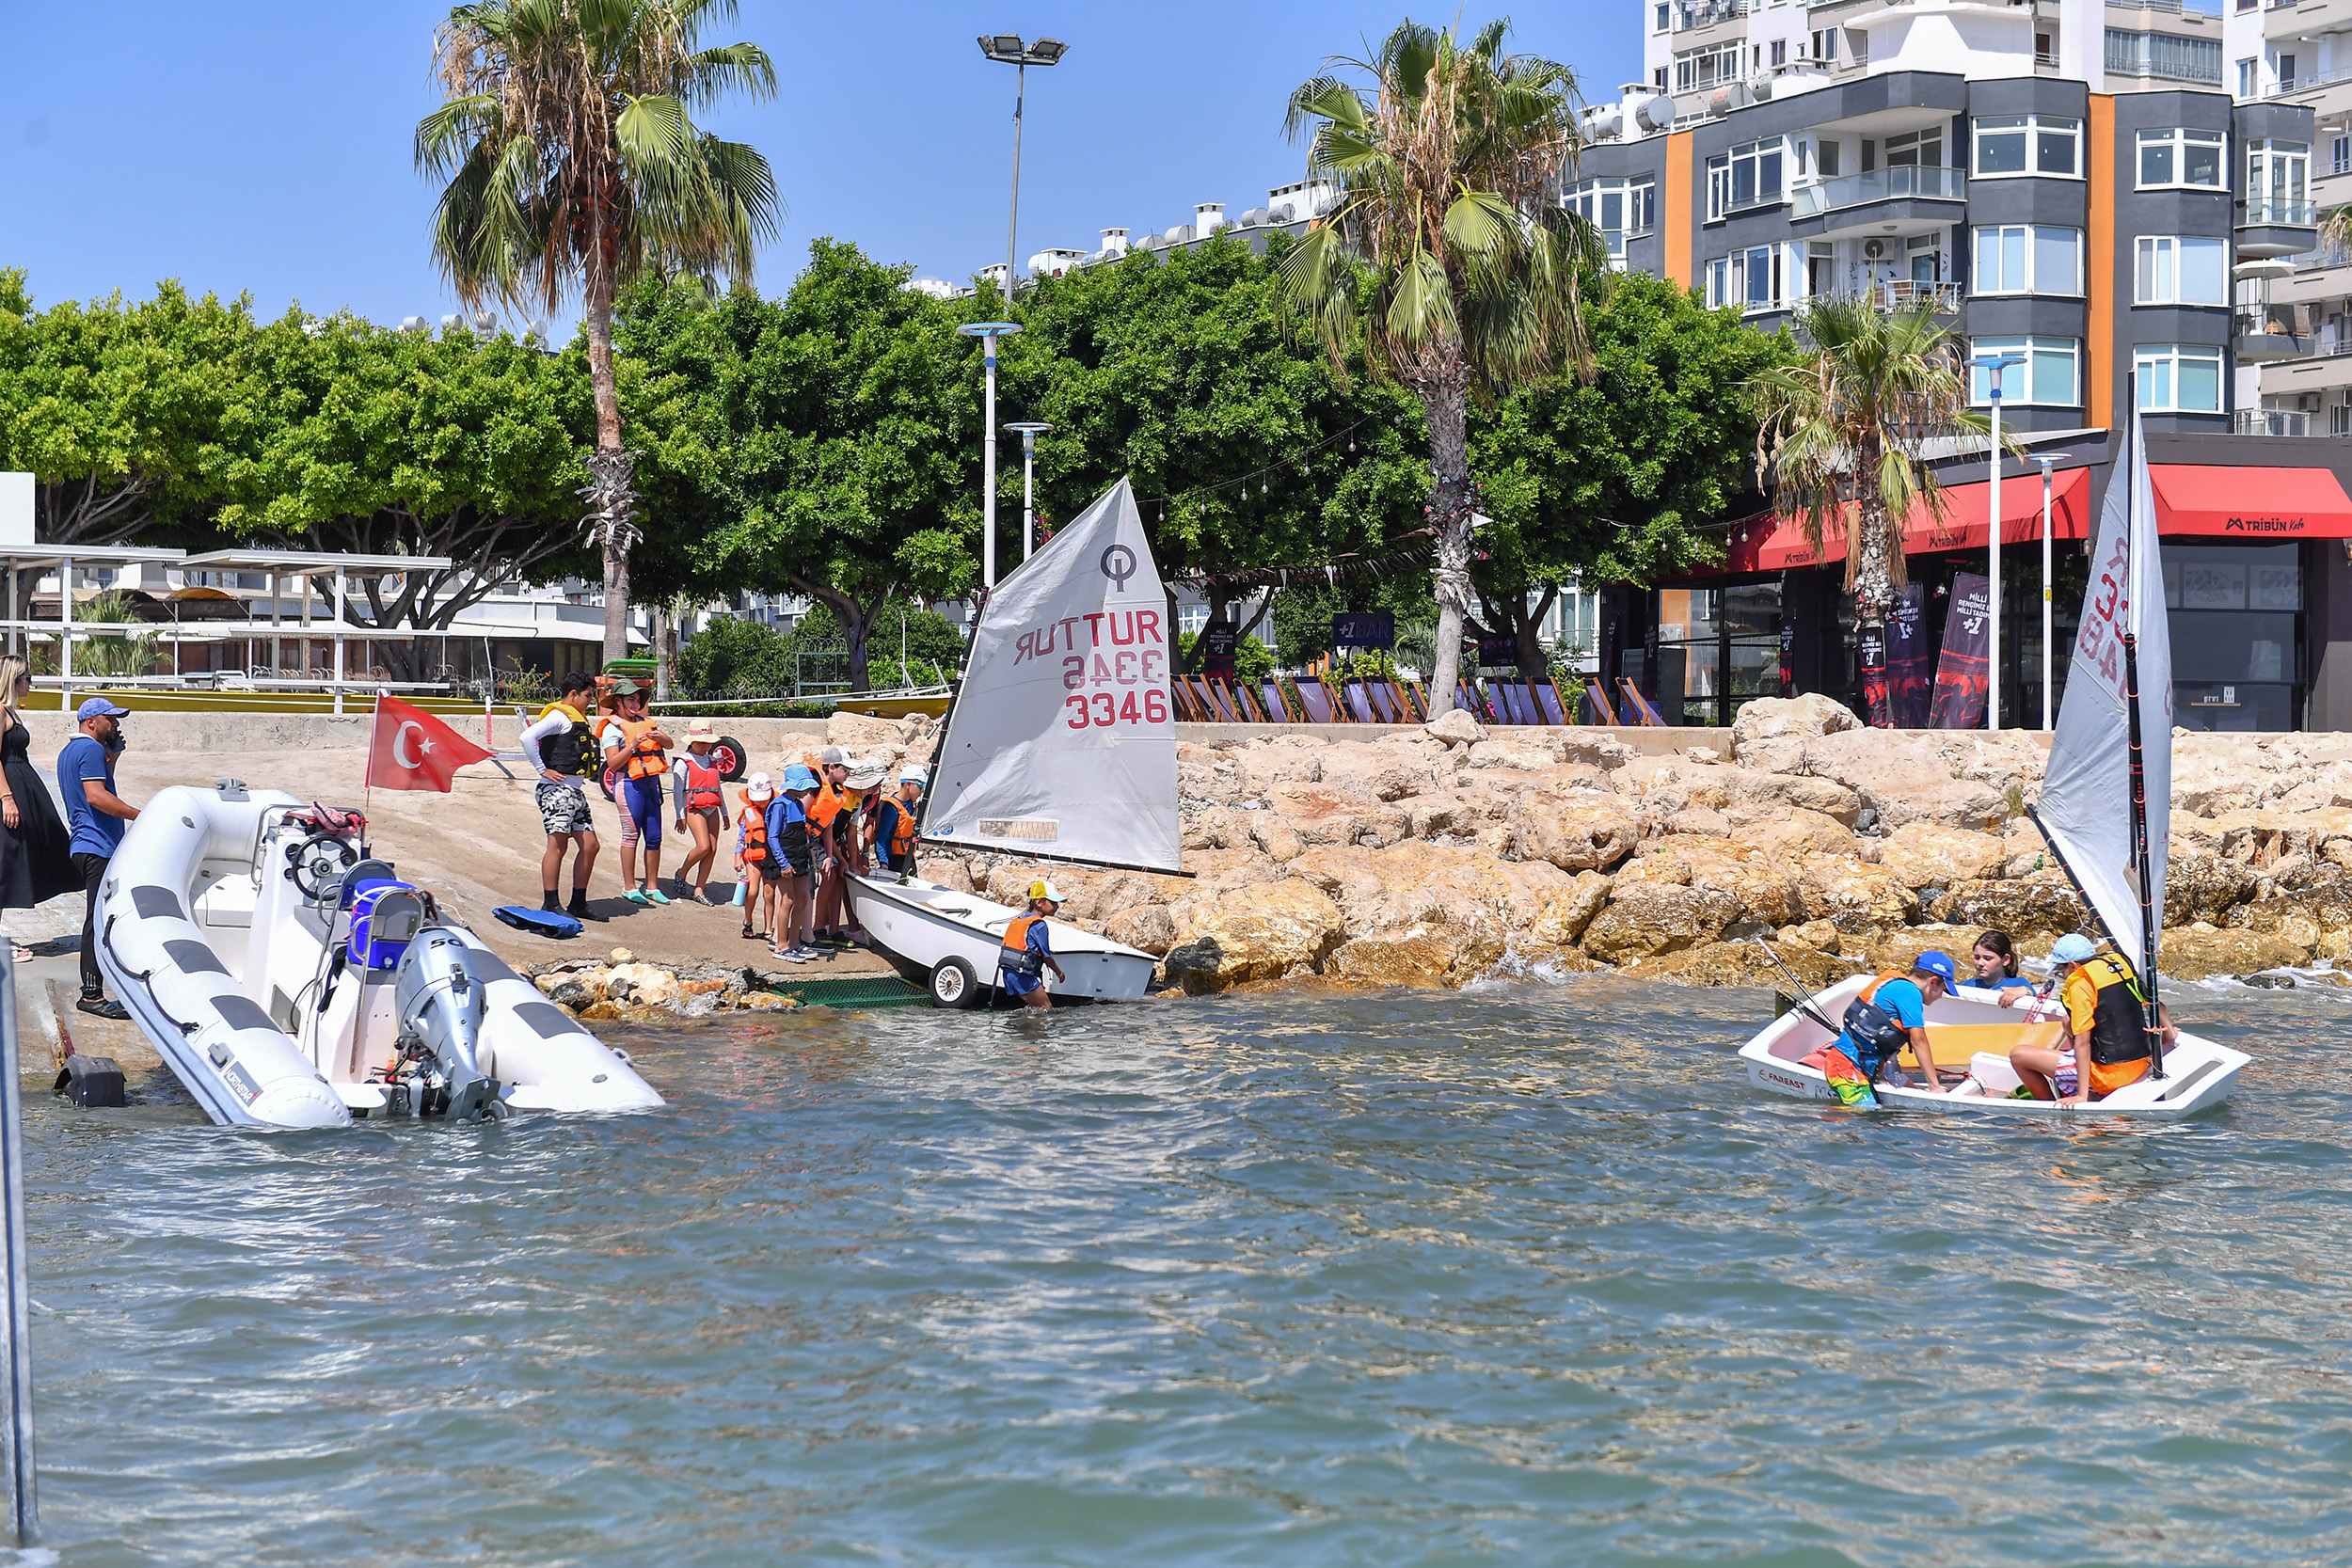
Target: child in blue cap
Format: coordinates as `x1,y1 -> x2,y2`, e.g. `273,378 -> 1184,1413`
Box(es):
768,764 -> 820,961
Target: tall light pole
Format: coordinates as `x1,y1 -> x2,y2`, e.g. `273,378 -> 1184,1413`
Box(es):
958,322 -> 1022,589
2033,451 -> 2072,731
1971,352 -> 2025,732
977,34 -> 1070,303
1006,421 -> 1053,561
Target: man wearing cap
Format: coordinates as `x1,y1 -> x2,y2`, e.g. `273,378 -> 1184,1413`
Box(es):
2010,934 -> 2177,1103
1802,950 -> 1957,1102
57,697 -> 139,1019
998,879 -> 1069,1009
872,767 -> 927,877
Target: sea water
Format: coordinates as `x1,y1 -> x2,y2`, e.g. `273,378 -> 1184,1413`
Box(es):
16,977 -> 2352,1564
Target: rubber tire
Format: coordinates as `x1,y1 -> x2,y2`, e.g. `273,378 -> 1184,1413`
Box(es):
598,766 -> 618,803
930,956 -> 981,1008
714,736 -> 749,783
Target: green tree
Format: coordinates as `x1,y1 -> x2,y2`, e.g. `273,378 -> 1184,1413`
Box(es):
416,0 -> 781,665
213,312 -> 592,680
997,233 -> 1425,658
1746,298 -> 1988,725
1280,18 -> 1600,715
1470,272 -> 1792,678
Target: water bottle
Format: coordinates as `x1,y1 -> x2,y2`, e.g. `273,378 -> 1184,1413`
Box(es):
731,880 -> 747,908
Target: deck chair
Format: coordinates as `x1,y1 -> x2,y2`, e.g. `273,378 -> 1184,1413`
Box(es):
1532,676 -> 1570,726
1341,678 -> 1380,723
1455,680 -> 1493,724
1367,679 -> 1406,723
1293,677 -> 1340,724
1619,677 -> 1667,727
1582,680 -> 1619,726
1260,679 -> 1301,722
1398,680 -> 1431,721
1495,681 -> 1537,725
1169,677 -> 1202,721
1201,678 -> 1241,722
1220,678 -> 1264,722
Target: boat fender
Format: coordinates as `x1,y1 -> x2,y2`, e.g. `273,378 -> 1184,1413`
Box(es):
53,1055 -> 126,1108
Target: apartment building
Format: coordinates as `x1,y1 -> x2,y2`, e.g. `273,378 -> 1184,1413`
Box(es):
1565,0 -> 2352,731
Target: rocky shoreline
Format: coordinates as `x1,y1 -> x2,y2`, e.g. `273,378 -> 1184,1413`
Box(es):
524,699 -> 2352,1015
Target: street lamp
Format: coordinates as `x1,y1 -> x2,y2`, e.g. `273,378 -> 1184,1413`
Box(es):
957,321 -> 1022,589
1971,352 -> 2026,732
977,33 -> 1070,303
1006,421 -> 1053,561
2032,451 -> 2072,731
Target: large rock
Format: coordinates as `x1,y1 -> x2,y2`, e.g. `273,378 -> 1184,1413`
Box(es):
1315,741 -> 1438,802
1526,870 -> 1613,947
1859,924 -> 1983,976
1622,939 -> 1859,990
2222,872 -> 2352,960
2157,926 -> 2307,981
1287,839 -> 1575,956
1742,808 -> 1861,864
1579,883 -> 1744,964
1263,782 -> 1410,849
1802,729 -> 2007,830
1177,744 -> 1247,806
1327,927 -> 1477,988
1159,879 -> 1346,993
1615,834 -> 1804,927
1424,708 -> 1483,747
1798,857 -> 1922,936
1929,877 -> 2084,939
1875,822 -> 2008,893
1234,739 -> 1327,796
1506,794 -> 1641,873
825,711 -> 914,753
1104,903 -> 1177,956
1249,811 -> 1306,863
1731,693 -> 1862,773
2165,852 -> 2259,927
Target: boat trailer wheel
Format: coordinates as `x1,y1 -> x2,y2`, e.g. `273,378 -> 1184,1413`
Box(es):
713,735 -> 749,783
930,957 -> 981,1008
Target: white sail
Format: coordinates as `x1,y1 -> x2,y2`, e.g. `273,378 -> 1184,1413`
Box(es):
2035,399 -> 2173,974
921,478 -> 1182,873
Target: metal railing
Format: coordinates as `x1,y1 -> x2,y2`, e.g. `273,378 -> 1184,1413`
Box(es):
2236,408 -> 2311,435
1819,280 -> 1962,310
2266,66 -> 2352,97
1674,0 -> 1747,27
2106,0 -> 2224,11
2245,197 -> 2319,224
1790,166 -> 1967,214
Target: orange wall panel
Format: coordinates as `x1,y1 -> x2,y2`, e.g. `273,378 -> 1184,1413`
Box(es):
1664,130 -> 1693,291
2088,94 -> 2115,434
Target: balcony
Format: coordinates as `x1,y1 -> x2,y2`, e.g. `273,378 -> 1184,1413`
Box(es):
2236,408 -> 2312,434
1788,166 -> 1966,239
1674,0 -> 1748,26
2239,196 -> 2321,257
2235,311 -> 2317,358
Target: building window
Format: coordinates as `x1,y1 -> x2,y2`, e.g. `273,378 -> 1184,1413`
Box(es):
2333,132 -> 2351,174
1770,39 -> 1786,67
2278,52 -> 2296,90
1707,245 -> 1800,313
1675,40 -> 1743,92
1816,138 -> 1841,178
2134,236 -> 2230,305
2137,128 -> 2227,188
1884,128 -> 1943,168
1810,26 -> 1837,62
1973,115 -> 2081,177
1969,337 -> 2080,405
1707,138 -> 1788,217
2238,57 -> 2258,98
1654,66 -> 1669,91
1972,225 -> 2083,294
1655,2 -> 1670,30
2135,343 -> 2225,411
2104,29 -> 2224,85
2249,138 -> 2312,223
1567,176 -> 1657,257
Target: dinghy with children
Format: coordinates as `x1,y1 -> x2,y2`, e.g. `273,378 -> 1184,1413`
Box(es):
95,781 -> 663,1129
1739,393 -> 2249,1117
848,478 -> 1174,1007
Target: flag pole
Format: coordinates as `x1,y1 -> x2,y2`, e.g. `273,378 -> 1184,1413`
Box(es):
364,689 -> 380,821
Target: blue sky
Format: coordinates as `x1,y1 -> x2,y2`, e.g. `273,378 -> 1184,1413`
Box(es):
1,2 -> 1641,331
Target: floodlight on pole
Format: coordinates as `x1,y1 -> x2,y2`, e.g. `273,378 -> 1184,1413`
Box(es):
1971,352 -> 2026,733
977,33 -> 1070,305
1006,421 -> 1054,561
958,322 -> 1023,590
2032,451 -> 2072,731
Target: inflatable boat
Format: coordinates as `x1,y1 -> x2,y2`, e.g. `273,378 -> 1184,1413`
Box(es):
94,780 -> 662,1129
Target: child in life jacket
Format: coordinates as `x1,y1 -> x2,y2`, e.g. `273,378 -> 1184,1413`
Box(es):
734,773 -> 780,942
669,720 -> 729,905
871,767 -> 926,876
998,879 -> 1069,1010
597,677 -> 674,906
2009,932 -> 2178,1103
768,764 -> 820,961
1799,952 -> 1957,1104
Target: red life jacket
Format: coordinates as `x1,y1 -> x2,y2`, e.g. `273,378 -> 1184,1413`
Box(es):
681,754 -> 723,810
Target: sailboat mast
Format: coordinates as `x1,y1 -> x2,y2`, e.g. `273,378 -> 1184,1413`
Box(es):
2121,628 -> 2167,1079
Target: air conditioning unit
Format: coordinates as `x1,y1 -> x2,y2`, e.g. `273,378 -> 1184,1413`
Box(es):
1863,237 -> 1888,259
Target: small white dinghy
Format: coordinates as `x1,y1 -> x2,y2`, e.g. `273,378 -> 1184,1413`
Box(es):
1739,973 -> 2248,1117
95,781 -> 663,1129
1740,392 -> 2246,1117
849,478 -> 1177,1007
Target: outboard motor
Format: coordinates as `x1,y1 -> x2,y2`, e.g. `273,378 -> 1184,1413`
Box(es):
390,927 -> 502,1121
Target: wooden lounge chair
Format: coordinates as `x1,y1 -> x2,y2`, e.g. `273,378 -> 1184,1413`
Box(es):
1293,678 -> 1339,724
1341,678 -> 1380,723
1533,676 -> 1570,726
1206,678 -> 1244,722
1367,679 -> 1406,723
1582,680 -> 1619,725
1399,680 -> 1431,721
1222,678 -> 1265,722
1261,679 -> 1301,722
1171,676 -> 1205,721
1498,680 -> 1540,725
1619,677 -> 1667,726
1455,680 -> 1492,724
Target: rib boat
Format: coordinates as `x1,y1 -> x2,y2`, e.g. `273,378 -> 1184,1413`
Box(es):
95,781 -> 662,1128
1740,389 -> 2247,1116
848,478 -> 1176,1007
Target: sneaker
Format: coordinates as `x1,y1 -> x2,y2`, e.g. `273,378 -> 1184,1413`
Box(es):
793,943 -> 825,961
813,930 -> 852,949
76,996 -> 130,1021
644,887 -> 673,906
623,889 -> 651,906
772,945 -> 809,964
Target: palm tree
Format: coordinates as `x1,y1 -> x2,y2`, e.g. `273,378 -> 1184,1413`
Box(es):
417,0 -> 780,664
1746,297 -> 1990,726
1280,19 -> 1600,717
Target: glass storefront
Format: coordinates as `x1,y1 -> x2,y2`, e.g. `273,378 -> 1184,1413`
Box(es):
1625,582 -> 1784,726
2166,543 -> 2301,730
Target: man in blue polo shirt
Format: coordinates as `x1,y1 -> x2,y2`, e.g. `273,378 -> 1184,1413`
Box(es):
57,697 -> 139,1019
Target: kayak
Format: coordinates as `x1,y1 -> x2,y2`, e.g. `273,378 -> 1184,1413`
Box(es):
1739,973 -> 2248,1118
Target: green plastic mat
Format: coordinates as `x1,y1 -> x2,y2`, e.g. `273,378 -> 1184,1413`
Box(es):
767,974 -> 930,1009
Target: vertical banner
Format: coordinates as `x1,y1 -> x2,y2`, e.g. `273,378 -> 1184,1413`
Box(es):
1858,626 -> 1889,727
1886,583 -> 1931,727
1929,571 -> 1993,729
1778,619 -> 1795,698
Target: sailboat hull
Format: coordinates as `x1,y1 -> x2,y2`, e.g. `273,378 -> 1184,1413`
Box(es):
847,874 -> 1160,1004
1738,974 -> 2246,1117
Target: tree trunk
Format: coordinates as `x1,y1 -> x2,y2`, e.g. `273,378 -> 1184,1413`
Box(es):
1516,585 -> 1560,684
1414,350 -> 1476,718
652,606 -> 672,699
584,278 -> 630,669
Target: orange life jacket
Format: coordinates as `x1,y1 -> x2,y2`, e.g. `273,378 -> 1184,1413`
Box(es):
739,804 -> 770,864
884,799 -> 919,863
681,754 -> 723,810
615,716 -> 668,780
999,912 -> 1046,976
810,780 -> 845,830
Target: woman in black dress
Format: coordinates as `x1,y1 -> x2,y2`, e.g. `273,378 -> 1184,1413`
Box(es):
0,656 -> 75,959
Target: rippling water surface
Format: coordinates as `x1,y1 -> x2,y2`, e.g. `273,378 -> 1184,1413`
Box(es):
16,978 -> 2352,1564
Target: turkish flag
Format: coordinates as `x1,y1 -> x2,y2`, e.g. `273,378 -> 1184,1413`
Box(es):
366,694 -> 495,793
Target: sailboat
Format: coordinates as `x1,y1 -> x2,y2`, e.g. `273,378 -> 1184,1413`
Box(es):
1739,395 -> 2249,1116
847,479 -> 1179,1007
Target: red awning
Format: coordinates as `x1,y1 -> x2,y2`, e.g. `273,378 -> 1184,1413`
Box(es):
1749,467 -> 2093,571
2149,464 -> 2352,538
